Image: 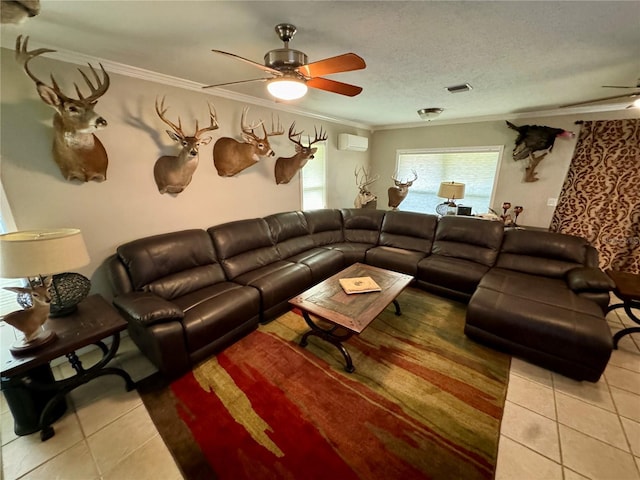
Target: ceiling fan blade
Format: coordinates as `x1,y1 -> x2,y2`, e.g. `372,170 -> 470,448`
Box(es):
307,77 -> 363,97
202,78 -> 268,89
298,53 -> 366,78
602,85 -> 639,89
560,92 -> 639,108
210,50 -> 282,76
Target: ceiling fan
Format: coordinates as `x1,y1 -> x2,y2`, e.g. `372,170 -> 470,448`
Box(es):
202,23 -> 366,100
561,78 -> 640,109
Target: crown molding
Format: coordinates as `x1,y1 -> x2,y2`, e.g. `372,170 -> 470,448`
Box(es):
372,103 -> 635,131
39,44 -> 374,131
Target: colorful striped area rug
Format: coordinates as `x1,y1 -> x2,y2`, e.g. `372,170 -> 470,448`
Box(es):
139,288 -> 510,480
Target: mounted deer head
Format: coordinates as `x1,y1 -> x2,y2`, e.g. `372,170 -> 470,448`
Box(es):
153,96 -> 219,194
274,123 -> 327,185
388,170 -> 418,209
15,36 -> 111,182
213,107 -> 284,177
354,166 -> 379,208
3,280 -> 52,343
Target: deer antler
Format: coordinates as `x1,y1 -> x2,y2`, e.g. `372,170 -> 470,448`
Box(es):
194,102 -> 219,138
155,96 -> 184,137
355,166 -> 379,188
241,106 -> 263,136
308,126 -> 328,145
263,114 -> 285,137
287,122 -> 305,148
16,35 -> 109,103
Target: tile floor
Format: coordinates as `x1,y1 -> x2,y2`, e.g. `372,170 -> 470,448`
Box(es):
1,306 -> 639,479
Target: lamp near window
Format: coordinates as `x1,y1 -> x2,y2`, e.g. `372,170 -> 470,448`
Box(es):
436,181 -> 465,215
0,228 -> 91,352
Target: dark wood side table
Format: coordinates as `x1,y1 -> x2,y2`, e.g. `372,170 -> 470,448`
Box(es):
606,270 -> 640,349
1,294 -> 134,441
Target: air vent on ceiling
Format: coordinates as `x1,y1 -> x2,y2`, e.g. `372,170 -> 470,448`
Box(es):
446,83 -> 473,93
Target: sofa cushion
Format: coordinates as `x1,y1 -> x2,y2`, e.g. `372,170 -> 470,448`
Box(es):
366,247 -> 425,276
341,208 -> 385,244
172,283 -> 261,354
265,211 -> 315,258
418,255 -> 490,295
286,247 -> 345,282
496,229 -> 589,278
431,216 -> 504,267
303,209 -> 344,246
116,229 -> 225,299
378,210 -> 438,252
208,218 -> 280,280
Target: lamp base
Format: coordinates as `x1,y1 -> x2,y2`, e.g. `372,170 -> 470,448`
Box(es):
10,330 -> 57,355
436,201 -> 457,216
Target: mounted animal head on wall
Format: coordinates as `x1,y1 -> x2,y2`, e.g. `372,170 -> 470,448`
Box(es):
506,121 -> 575,182
212,107 -> 284,177
354,166 -> 379,208
1,0 -> 39,24
153,96 -> 219,195
388,170 -> 417,210
274,122 -> 327,185
15,36 -> 111,182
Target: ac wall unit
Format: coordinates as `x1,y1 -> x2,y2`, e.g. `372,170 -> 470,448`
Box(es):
338,133 -> 368,152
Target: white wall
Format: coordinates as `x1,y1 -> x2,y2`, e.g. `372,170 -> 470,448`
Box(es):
0,48 -> 370,298
371,110 -> 639,228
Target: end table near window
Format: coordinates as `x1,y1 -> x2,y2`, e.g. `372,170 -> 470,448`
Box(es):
606,270 -> 640,349
1,294 -> 134,441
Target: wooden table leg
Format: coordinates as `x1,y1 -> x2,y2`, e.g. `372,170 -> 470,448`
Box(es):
299,311 -> 356,373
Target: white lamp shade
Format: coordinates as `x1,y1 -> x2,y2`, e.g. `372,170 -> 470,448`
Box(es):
437,182 -> 465,200
0,228 -> 90,278
267,78 -> 308,100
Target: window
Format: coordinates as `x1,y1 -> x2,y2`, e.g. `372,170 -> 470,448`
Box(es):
395,146 -> 503,215
301,142 -> 327,210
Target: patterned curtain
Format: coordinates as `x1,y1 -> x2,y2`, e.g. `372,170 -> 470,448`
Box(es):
550,119 -> 640,274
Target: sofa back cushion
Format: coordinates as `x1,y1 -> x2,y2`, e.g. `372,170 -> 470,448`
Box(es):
265,211 -> 314,258
303,209 -> 344,246
431,216 -> 504,267
341,208 -> 385,244
208,218 -> 279,280
496,229 -> 589,278
378,211 -> 438,252
116,229 -> 225,300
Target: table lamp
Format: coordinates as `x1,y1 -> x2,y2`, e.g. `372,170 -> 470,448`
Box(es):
0,228 -> 90,352
436,182 -> 465,215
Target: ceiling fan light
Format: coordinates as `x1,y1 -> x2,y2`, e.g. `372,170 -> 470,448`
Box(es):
267,78 -> 308,100
632,98 -> 640,108
417,108 -> 444,120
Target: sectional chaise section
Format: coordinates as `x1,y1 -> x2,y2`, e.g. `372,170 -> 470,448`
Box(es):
107,209 -> 614,381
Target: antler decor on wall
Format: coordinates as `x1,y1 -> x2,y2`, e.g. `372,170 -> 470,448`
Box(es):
15,36 -> 111,182
388,170 -> 417,210
506,121 -> 575,182
153,96 -> 219,194
354,166 -> 379,208
274,123 -> 327,185
213,107 -> 284,177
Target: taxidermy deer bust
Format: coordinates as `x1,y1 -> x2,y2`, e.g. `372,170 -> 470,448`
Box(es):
388,170 -> 418,210
154,97 -> 218,194
274,123 -> 327,185
3,280 -> 52,344
15,35 -> 111,182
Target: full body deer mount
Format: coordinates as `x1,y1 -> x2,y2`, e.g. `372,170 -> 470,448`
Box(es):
354,166 -> 379,209
213,107 -> 284,177
274,123 -> 327,185
15,36 -> 111,182
388,170 -> 418,210
2,280 -> 55,352
154,97 -> 219,194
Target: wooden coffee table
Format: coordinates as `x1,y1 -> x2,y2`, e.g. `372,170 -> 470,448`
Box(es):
289,263 -> 413,373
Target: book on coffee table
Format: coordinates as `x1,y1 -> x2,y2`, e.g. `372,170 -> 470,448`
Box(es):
339,276 -> 382,294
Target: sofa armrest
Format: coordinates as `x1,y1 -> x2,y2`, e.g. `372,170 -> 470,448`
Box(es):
566,267 -> 615,293
113,291 -> 184,327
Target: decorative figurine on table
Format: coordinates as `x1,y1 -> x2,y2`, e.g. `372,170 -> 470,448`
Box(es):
499,202 -> 525,227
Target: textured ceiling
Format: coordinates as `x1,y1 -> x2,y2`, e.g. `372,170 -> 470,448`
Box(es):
1,0 -> 639,129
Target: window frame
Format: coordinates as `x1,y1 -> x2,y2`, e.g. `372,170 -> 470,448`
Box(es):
394,145 -> 504,215
300,141 -> 328,210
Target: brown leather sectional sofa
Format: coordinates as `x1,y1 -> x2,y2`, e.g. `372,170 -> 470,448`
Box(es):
107,209 -> 615,381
